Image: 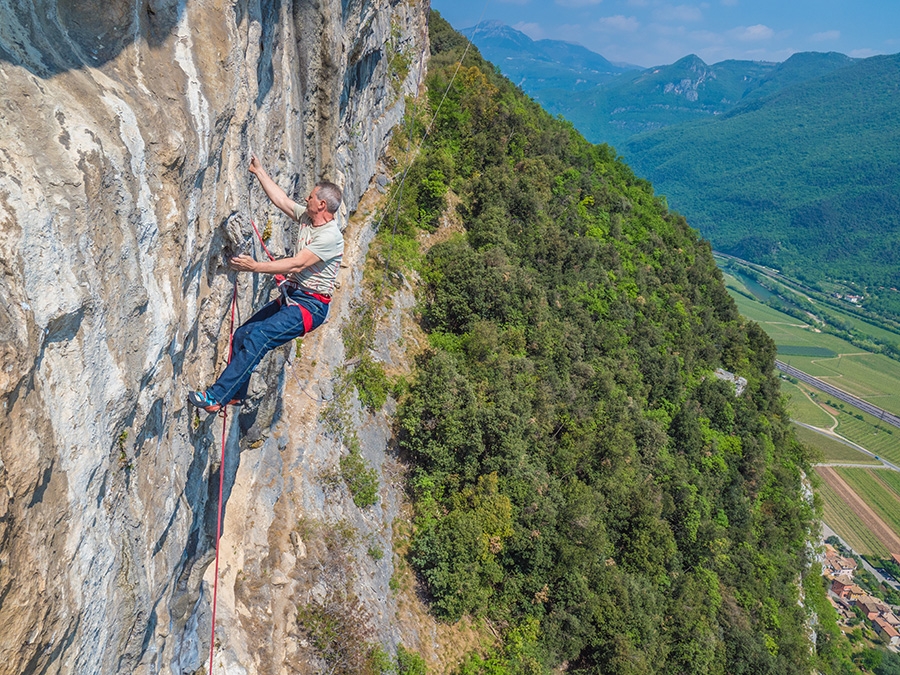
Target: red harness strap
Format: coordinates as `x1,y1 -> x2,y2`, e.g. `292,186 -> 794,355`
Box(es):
305,291 -> 331,305
297,304 -> 314,334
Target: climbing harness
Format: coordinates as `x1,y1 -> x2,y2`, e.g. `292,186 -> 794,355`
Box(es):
248,211 -> 335,402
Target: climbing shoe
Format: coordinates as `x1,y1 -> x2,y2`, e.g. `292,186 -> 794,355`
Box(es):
188,390 -> 222,413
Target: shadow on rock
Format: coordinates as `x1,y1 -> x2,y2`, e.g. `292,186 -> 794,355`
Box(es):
0,0 -> 185,76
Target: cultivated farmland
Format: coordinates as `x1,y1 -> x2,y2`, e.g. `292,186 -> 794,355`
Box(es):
815,470 -> 890,558
782,381 -> 835,428
835,467 -> 900,543
793,424 -> 878,465
817,466 -> 900,555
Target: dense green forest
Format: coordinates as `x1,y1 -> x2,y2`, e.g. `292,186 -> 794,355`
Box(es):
461,27 -> 900,319
376,12 -> 873,674
624,54 -> 900,317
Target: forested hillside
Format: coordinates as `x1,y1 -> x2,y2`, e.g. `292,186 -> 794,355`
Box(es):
624,53 -> 900,317
378,12 -> 864,674
538,54 -> 778,148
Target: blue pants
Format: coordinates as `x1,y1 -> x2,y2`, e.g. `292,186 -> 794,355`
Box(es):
206,290 -> 329,405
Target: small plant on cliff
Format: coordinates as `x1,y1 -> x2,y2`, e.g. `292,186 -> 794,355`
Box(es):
116,429 -> 133,470
320,370 -> 380,508
396,645 -> 427,675
351,359 -> 390,411
387,17 -> 412,98
340,446 -> 379,508
340,301 -> 390,413
297,594 -> 384,674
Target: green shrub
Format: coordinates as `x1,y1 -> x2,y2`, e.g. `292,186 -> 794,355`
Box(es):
340,448 -> 379,508
352,357 -> 390,411
396,645 -> 427,675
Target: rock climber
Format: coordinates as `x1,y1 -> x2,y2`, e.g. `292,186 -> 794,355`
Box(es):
188,156 -> 343,413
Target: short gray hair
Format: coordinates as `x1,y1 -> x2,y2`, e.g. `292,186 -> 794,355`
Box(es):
315,181 -> 342,214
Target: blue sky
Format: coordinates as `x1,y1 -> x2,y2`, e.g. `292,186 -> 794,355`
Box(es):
431,0 -> 900,68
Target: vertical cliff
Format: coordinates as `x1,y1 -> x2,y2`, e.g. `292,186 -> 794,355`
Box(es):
0,1 -> 429,672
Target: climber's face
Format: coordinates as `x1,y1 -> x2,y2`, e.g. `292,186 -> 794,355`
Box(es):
306,187 -> 327,218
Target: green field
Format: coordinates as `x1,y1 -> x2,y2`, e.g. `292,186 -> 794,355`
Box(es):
777,346 -> 838,358
815,471 -> 891,557
781,353 -> 900,417
725,280 -> 900,416
835,467 -> 900,542
876,471 -> 900,499
781,381 -> 835,428
727,264 -> 900,352
726,289 -> 812,327
726,289 -> 864,359
793,424 -> 879,465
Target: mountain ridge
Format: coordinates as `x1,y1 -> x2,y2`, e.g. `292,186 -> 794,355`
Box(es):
461,21 -> 638,92
463,21 -> 862,148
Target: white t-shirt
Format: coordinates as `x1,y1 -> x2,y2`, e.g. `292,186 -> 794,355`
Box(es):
289,204 -> 344,296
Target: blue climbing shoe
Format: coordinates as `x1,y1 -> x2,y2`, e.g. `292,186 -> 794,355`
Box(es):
188,390 -> 222,413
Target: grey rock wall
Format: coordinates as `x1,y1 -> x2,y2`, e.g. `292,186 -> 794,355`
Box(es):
0,1 -> 429,672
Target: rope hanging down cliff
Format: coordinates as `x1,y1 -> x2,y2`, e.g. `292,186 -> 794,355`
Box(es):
200,164 -> 344,674
207,279 -> 238,675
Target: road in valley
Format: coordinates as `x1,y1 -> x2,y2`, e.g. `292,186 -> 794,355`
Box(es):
776,359 -> 900,431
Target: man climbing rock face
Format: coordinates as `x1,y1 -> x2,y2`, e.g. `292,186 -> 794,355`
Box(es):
188,156 -> 344,413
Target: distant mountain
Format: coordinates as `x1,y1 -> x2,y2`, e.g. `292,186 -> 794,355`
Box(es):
739,51 -> 856,102
537,55 -> 779,147
461,21 -> 638,92
463,23 -> 860,150
624,53 -> 900,310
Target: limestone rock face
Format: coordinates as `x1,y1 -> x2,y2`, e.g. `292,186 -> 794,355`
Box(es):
0,1 -> 428,672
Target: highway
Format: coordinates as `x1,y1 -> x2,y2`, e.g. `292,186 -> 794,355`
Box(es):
776,359 -> 900,431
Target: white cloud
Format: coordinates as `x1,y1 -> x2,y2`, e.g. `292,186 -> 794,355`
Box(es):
556,0 -> 603,7
811,30 -> 840,42
731,24 -> 775,42
513,22 -> 546,39
850,48 -> 879,58
592,15 -> 641,32
653,4 -> 704,22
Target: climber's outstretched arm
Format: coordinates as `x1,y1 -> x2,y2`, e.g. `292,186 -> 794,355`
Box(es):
229,248 -> 323,276
249,155 -> 298,219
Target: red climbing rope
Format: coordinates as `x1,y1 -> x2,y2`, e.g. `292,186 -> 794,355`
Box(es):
207,217 -> 284,670
209,278 -> 239,675
249,217 -> 285,285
